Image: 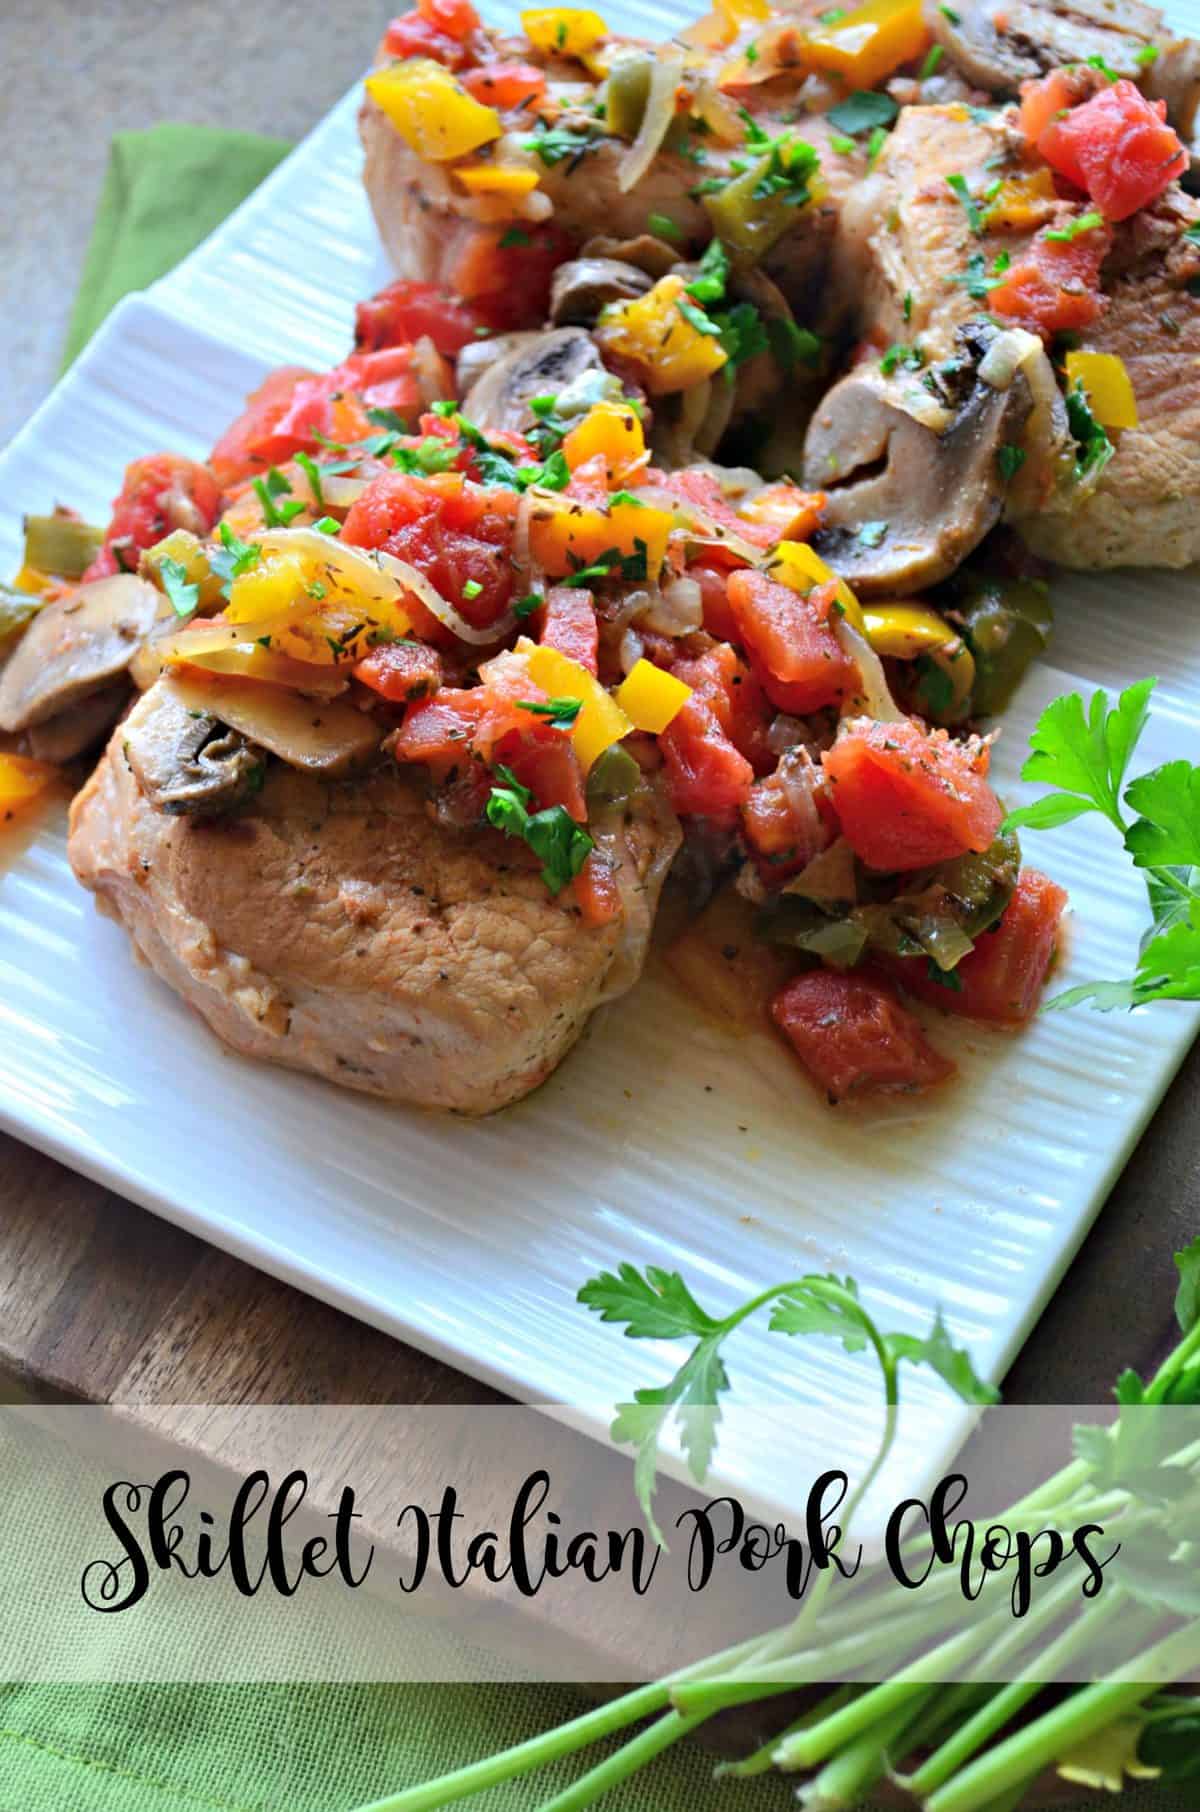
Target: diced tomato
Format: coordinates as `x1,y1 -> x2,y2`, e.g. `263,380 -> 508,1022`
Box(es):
988,225 -> 1109,340
419,0 -> 480,37
726,570 -> 857,715
1018,66 -> 1098,147
741,747 -> 834,880
383,12 -> 468,65
658,694 -> 755,825
355,279 -> 490,358
499,732 -> 587,821
462,61 -> 547,110
210,367 -> 317,489
336,346 -> 426,417
212,350 -> 424,485
1037,79 -> 1187,221
539,586 -> 599,674
342,470 -> 518,641
574,852 -> 622,926
450,222 -> 575,332
84,453 -> 222,580
689,561 -> 741,643
353,639 -> 444,702
822,718 -> 1003,873
887,868 -> 1068,1024
671,640 -> 774,774
391,687 -> 486,768
737,480 -> 827,547
771,969 -> 955,1102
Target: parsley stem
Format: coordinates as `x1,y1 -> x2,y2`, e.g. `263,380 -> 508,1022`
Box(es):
530,1708 -> 708,1812
800,1689 -> 935,1804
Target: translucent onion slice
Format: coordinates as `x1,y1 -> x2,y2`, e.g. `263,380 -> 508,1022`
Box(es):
617,47 -> 684,194
629,483 -> 764,566
834,619 -> 905,724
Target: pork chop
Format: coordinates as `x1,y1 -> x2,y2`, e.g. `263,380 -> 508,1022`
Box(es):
69,681 -> 680,1115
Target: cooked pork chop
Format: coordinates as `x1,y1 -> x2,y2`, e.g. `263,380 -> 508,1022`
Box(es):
69,682 -> 680,1115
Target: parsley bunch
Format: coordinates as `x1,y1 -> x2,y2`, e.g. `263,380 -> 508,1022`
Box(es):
486,765 -> 593,894
1005,677 -> 1200,1010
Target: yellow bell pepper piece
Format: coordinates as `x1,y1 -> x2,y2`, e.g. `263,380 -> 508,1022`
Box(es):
528,497 -> 673,580
1065,351 -> 1138,432
981,166 -> 1056,231
226,553 -> 315,629
454,163 -> 541,196
521,7 -> 608,55
561,401 -> 647,484
11,565 -> 52,596
615,658 -> 693,733
365,60 -> 502,162
596,276 -> 728,396
520,639 -> 633,770
804,0 -> 929,89
0,752 -> 58,812
767,540 -> 864,629
861,602 -> 976,717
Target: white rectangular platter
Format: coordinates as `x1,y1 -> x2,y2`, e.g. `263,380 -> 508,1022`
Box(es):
1,2 -> 1197,1518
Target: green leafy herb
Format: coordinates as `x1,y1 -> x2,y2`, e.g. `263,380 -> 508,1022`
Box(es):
713,300 -> 769,370
392,436 -> 460,477
580,1264 -> 995,1543
686,237 -> 730,304
996,443 -> 1026,481
826,90 -> 898,137
461,579 -> 483,600
1135,42 -> 1159,65
312,516 -> 341,536
866,124 -> 888,168
1044,210 -> 1105,243
486,777 -> 593,894
159,556 -> 199,619
525,119 -> 597,168
366,405 -> 411,433
830,132 -> 856,154
949,247 -> 1011,299
1065,382 -> 1115,483
817,5 -> 845,18
768,316 -> 822,371
879,340 -> 925,376
676,296 -> 721,337
647,211 -> 682,242
293,450 -> 324,508
1087,51 -> 1120,81
513,593 -> 543,619
946,172 -> 984,235
902,289 -> 913,321
209,521 -> 262,598
499,225 -> 531,248
518,695 -> 583,729
939,4 -> 961,20
919,43 -> 944,78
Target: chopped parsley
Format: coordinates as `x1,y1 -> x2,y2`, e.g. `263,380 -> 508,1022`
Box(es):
513,593 -> 543,619
499,226 -> 531,248
768,316 -> 822,371
1044,209 -> 1105,242
393,436 -> 460,476
1135,42 -> 1159,65
686,237 -> 731,304
946,172 -> 984,235
366,405 -> 412,433
525,119 -> 597,169
856,520 -> 889,548
486,771 -> 593,894
647,211 -> 683,243
880,340 -> 925,376
996,443 -> 1027,481
713,300 -> 769,371
313,516 -> 341,535
817,6 -> 846,19
561,540 -> 650,587
737,109 -> 821,205
252,467 -> 306,528
826,90 -> 898,137
209,521 -> 262,597
939,3 -> 961,20
1086,52 -> 1120,81
676,295 -> 721,336
461,579 -> 483,600
950,247 -> 1011,299
293,450 -> 324,509
919,43 -> 944,79
517,696 -> 583,729
744,39 -> 759,62
831,133 -> 856,154
866,124 -> 888,169
1066,382 -> 1115,484
159,556 -> 199,618
903,289 -> 913,321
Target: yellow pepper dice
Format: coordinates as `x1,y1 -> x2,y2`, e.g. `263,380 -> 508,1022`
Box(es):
595,276 -> 728,396
561,401 -> 647,484
11,565 -> 52,596
804,0 -> 929,88
1065,351 -> 1139,432
226,553 -> 314,628
521,7 -> 609,54
365,60 -> 502,161
981,166 -> 1056,230
0,752 -> 58,811
521,640 -> 633,770
454,163 -> 540,196
768,540 -> 864,631
615,658 -> 693,733
861,601 -> 976,718
528,497 -> 673,581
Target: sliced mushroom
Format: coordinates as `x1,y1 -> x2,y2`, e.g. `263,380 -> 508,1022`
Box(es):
461,327 -> 607,437
164,671 -> 381,778
579,233 -> 680,280
924,0 -> 1168,95
122,680 -> 267,817
455,331 -> 538,399
549,257 -> 654,326
803,324 -> 1035,595
0,574 -> 159,733
26,684 -> 129,764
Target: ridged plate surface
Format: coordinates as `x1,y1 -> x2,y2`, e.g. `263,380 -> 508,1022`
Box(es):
0,1 -> 1197,1516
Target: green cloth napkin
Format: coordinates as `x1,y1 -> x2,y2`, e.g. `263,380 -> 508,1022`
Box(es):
11,123 -> 1184,1812
60,125 -> 292,369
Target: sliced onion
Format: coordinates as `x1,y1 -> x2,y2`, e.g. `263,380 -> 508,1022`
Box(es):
592,778 -> 682,1004
638,574 -> 702,635
618,46 -> 684,194
319,475 -> 368,509
767,712 -> 807,755
834,619 -> 905,723
691,75 -> 745,143
376,551 -> 516,647
629,483 -> 764,565
618,626 -> 645,674
410,333 -> 454,409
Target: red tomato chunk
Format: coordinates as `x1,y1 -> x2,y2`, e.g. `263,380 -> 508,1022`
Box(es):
989,224 -> 1109,340
726,570 -> 857,715
1037,79 -> 1187,221
671,641 -> 774,774
539,586 -> 599,674
85,454 -> 221,580
658,694 -> 755,825
771,969 -> 954,1101
888,868 -> 1068,1024
353,640 -> 444,703
342,471 -> 518,640
355,279 -> 489,358
462,62 -> 547,110
822,718 -> 1003,873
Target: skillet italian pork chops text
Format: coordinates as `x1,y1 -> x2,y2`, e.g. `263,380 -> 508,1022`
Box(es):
68,682 -> 680,1115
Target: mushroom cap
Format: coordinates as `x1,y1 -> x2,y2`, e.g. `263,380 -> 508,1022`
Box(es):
460,326 -> 607,438
925,0 -> 1167,95
0,574 -> 159,733
549,257 -> 654,327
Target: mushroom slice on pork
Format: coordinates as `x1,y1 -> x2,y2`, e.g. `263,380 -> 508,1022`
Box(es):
460,326 -> 609,438
549,257 -> 654,326
924,0 -> 1170,95
0,574 -> 159,734
803,325 -> 1037,595
121,678 -> 268,818
26,684 -> 130,764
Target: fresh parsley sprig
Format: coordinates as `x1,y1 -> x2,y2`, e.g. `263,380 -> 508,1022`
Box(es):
1004,677 -> 1200,1010
579,1264 -> 996,1544
486,767 -> 593,894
